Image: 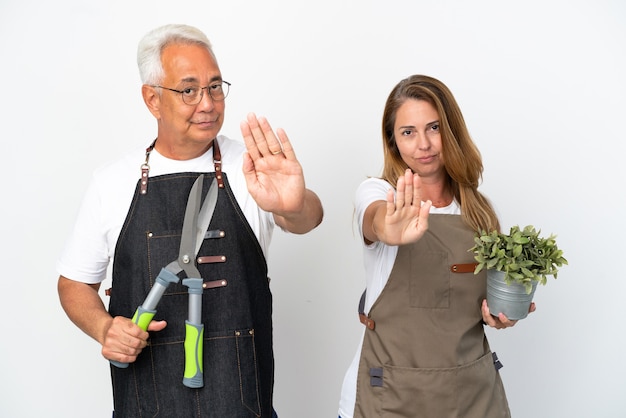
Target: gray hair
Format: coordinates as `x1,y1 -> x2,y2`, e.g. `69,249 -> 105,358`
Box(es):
137,24 -> 216,85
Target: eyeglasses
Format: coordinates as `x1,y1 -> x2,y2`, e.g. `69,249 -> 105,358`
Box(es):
151,81 -> 231,105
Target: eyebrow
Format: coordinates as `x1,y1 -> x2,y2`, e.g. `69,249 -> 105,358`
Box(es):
179,75 -> 223,84
397,120 -> 439,130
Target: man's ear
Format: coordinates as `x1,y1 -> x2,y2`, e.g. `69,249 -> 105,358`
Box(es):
142,84 -> 161,119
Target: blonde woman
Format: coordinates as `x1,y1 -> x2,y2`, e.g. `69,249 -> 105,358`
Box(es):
339,75 -> 533,418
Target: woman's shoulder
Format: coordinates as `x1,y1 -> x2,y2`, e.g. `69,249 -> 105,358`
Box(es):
356,177 -> 391,197
357,176 -> 391,192
355,177 -> 391,209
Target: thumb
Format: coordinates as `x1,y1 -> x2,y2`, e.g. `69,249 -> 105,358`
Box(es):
242,152 -> 256,176
418,200 -> 432,230
147,320 -> 167,332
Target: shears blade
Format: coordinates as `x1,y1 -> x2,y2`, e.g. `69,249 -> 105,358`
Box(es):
173,175 -> 219,280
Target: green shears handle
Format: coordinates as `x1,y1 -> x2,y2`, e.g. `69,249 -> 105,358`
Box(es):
110,268 -> 180,368
183,320 -> 204,388
182,278 -> 204,388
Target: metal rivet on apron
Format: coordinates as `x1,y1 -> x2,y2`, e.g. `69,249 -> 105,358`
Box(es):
182,254 -> 190,264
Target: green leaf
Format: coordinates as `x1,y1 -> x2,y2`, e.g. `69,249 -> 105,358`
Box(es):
471,224 -> 566,286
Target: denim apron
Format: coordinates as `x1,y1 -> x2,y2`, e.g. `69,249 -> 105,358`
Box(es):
354,214 -> 510,418
109,141 -> 274,417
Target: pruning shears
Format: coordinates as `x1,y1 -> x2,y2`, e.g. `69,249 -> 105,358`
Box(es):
111,175 -> 218,390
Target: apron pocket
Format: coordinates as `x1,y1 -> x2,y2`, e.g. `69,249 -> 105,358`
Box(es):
114,329 -> 262,417
409,250 -> 450,309
204,328 -> 262,416
146,230 -> 189,295
380,352 -> 506,418
111,344 -> 172,417
380,362 -> 456,417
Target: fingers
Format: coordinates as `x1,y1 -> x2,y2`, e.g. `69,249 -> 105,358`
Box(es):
394,170 -> 417,208
240,118 -> 259,159
240,112 -> 287,159
102,316 -> 164,364
481,299 -> 498,328
410,173 -> 431,237
481,299 -> 519,329
276,127 -> 296,160
394,174 -> 407,208
390,169 -> 432,213
496,312 -> 518,328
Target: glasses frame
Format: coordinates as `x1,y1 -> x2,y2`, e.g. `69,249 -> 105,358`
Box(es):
151,81 -> 231,105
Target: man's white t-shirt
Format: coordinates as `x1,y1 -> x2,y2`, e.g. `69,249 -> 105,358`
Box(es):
57,135 -> 275,285
338,177 -> 461,418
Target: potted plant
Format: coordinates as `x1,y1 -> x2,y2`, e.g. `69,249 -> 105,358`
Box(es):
470,225 -> 568,320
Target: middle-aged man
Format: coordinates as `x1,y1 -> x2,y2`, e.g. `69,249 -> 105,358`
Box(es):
57,23 -> 323,417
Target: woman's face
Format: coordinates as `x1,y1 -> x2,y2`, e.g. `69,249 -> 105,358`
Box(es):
393,98 -> 446,180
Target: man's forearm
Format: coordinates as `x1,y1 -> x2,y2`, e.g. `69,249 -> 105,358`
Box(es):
275,189 -> 323,234
57,276 -> 113,345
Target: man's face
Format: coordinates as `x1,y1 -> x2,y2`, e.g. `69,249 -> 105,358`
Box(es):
153,43 -> 225,150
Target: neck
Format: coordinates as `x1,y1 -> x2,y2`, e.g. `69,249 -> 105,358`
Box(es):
154,138 -> 214,160
419,177 -> 453,208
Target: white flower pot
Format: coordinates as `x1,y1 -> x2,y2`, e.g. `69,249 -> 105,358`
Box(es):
486,270 -> 538,320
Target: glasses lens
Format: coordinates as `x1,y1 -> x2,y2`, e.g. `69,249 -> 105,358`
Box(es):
181,88 -> 201,105
182,82 -> 230,105
221,82 -> 230,99
209,82 -> 229,101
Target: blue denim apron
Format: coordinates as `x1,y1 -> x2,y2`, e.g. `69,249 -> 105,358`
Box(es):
109,141 -> 274,417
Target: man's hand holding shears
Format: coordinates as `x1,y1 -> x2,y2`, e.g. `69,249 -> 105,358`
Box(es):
101,315 -> 166,365
106,176 -> 217,377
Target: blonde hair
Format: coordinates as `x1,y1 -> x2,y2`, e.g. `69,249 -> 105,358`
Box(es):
380,75 -> 500,233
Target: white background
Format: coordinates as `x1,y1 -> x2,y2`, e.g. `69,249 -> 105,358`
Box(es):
1,1 -> 625,417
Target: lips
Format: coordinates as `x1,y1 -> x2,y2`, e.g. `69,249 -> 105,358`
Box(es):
191,119 -> 219,129
416,154 -> 437,163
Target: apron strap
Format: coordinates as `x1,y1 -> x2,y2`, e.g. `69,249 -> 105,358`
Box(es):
358,290 -> 375,330
140,139 -> 157,195
212,139 -> 224,189
140,138 -> 224,194
450,262 -> 478,273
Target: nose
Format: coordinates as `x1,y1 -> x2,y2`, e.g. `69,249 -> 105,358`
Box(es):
196,87 -> 216,111
416,132 -> 431,150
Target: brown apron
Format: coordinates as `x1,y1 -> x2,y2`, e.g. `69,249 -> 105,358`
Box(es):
354,214 -> 510,418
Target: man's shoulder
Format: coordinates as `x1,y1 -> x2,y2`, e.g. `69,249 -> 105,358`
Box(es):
95,145 -> 146,174
217,135 -> 245,157
89,144 -> 147,192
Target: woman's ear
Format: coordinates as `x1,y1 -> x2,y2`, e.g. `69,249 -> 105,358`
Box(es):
142,84 -> 161,119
